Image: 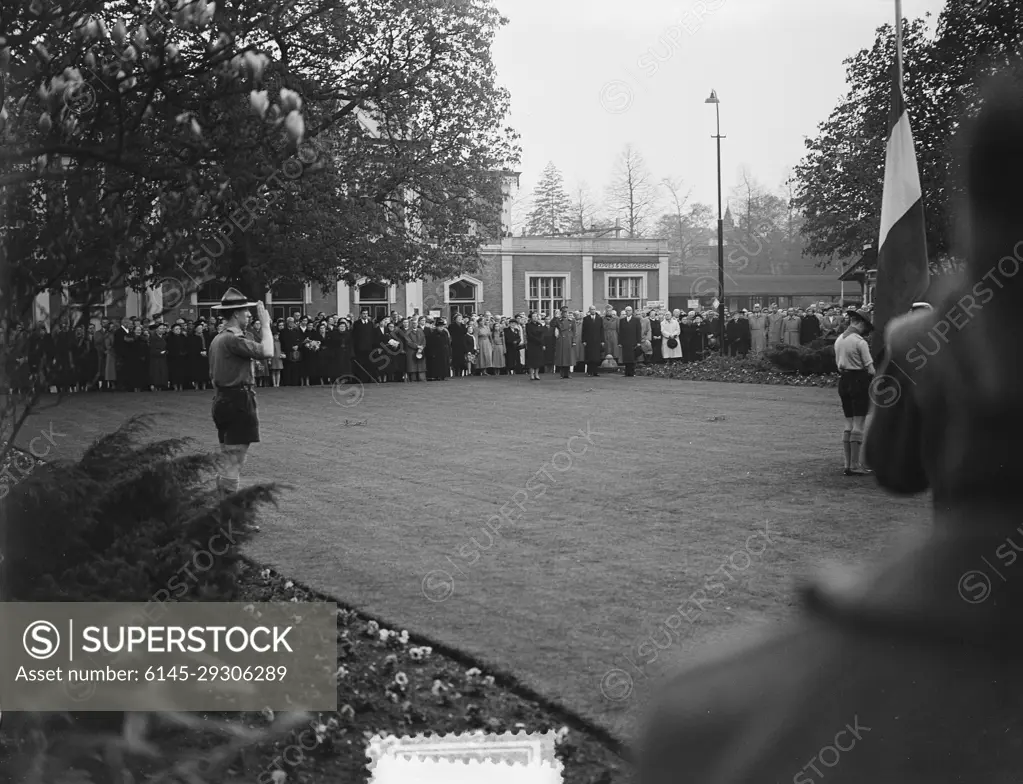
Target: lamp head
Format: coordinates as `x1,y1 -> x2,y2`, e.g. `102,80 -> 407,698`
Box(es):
705,89 -> 720,104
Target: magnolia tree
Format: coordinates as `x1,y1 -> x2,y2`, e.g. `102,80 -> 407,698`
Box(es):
0,0 -> 519,455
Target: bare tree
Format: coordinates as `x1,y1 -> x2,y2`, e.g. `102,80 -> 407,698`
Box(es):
569,181 -> 602,233
606,145 -> 659,238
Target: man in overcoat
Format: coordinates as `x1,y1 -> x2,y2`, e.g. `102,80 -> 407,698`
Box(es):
618,306 -> 643,377
581,305 -> 605,376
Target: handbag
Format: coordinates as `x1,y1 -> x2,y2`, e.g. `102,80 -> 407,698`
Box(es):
667,337 -> 678,349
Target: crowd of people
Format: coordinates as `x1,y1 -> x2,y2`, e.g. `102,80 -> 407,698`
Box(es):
0,299 -> 866,393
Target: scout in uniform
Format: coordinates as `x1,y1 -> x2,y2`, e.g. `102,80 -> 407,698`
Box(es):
833,308 -> 874,475
638,62 -> 1023,784
208,288 -> 274,496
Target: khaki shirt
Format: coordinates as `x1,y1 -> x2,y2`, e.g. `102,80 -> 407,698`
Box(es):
834,331 -> 874,372
208,326 -> 266,387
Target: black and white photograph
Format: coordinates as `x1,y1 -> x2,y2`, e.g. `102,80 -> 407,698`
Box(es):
1,0 -> 1022,781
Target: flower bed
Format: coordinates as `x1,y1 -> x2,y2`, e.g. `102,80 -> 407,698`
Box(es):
637,354 -> 838,388
231,560 -> 633,784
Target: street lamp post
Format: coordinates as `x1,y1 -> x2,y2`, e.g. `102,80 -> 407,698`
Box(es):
705,89 -> 726,352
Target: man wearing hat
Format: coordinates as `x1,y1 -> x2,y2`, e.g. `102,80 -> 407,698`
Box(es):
833,308 -> 874,475
208,288 -> 274,497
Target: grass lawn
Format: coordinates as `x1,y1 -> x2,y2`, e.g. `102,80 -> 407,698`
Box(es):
16,373 -> 930,744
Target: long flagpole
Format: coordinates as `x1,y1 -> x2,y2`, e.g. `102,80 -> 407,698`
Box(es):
895,0 -> 904,93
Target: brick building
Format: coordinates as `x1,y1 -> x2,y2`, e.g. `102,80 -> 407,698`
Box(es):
32,172 -> 669,325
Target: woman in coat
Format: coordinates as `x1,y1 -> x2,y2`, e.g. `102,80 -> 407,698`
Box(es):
504,319 -> 522,375
94,324 -> 109,389
149,324 -> 170,390
166,324 -> 187,390
336,320 -> 352,381
270,321 -> 285,387
425,318 -> 451,380
404,317 -> 427,382
479,317 -> 496,375
449,314 -> 469,377
321,321 -> 342,384
187,323 -> 210,390
525,312 -> 546,381
660,314 -> 683,362
493,318 -> 507,375
308,322 -> 329,384
74,325 -> 98,391
551,308 -> 577,379
541,316 -> 556,374
603,311 -> 621,364
383,321 -> 406,382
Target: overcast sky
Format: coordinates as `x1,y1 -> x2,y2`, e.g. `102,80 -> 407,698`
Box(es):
491,0 -> 946,225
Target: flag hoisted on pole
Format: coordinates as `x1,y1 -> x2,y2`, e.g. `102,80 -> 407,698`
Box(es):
872,0 -> 929,354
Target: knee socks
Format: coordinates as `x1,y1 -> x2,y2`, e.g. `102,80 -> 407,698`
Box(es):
849,429 -> 863,468
842,430 -> 852,468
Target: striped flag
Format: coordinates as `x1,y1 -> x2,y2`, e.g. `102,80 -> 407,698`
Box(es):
872,66 -> 929,351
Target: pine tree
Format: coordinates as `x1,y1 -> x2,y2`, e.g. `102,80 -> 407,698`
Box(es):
524,162 -> 573,235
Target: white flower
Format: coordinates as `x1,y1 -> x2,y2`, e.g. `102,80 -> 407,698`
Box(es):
261,707 -> 275,722
339,704 -> 355,720
483,675 -> 495,687
465,667 -> 481,678
250,90 -> 269,118
394,672 -> 408,688
431,679 -> 446,696
260,568 -> 271,579
243,51 -> 268,81
284,110 -> 304,145
421,646 -> 432,656
409,648 -> 423,661
270,771 -> 287,784
367,621 -> 379,634
555,726 -> 570,744
399,630 -> 410,643
378,630 -> 390,642
284,580 -> 294,589
280,88 -> 302,113
335,665 -> 348,679
289,597 -> 299,602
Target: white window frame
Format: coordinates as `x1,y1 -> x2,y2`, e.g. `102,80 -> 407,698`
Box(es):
353,277 -> 397,306
443,274 -> 483,306
63,282 -> 113,322
604,273 -> 646,302
524,272 -> 571,316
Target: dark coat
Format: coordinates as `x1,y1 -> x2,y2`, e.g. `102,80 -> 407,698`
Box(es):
186,332 -> 209,385
619,315 -> 643,362
350,319 -> 377,354
581,314 -> 605,362
799,313 -> 821,344
504,325 -> 522,367
425,326 -> 451,378
449,322 -> 470,370
525,322 -> 546,369
542,324 -> 556,365
148,333 -> 169,387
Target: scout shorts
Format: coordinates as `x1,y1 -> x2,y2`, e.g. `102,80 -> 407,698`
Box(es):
838,370 -> 871,418
212,387 -> 260,445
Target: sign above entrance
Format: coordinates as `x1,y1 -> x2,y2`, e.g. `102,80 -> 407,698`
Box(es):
646,300 -> 665,310
593,262 -> 659,270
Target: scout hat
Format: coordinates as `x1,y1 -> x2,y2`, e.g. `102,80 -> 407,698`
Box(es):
849,309 -> 873,334
212,287 -> 258,310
